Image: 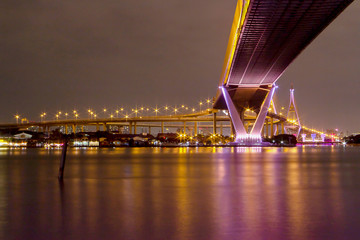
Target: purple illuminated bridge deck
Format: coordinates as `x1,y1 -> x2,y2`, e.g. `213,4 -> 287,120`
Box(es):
213,0 -> 354,144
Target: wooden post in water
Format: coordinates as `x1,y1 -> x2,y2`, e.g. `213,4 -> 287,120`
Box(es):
58,141 -> 68,180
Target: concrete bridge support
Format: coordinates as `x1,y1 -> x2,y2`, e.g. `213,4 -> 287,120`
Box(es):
72,124 -> 76,134
213,112 -> 217,135
102,123 -> 108,132
161,122 -> 164,133
220,85 -> 276,144
129,122 -> 132,134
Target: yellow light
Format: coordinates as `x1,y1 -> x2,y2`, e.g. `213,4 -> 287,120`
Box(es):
110,115 -> 113,118
116,110 -> 119,113
125,115 -> 128,118
140,107 -> 144,111
206,99 -> 210,103
181,105 -> 184,108
199,102 -> 203,105
88,109 -> 91,112
120,108 -> 124,111
65,113 -> 68,116
192,108 -> 195,112
103,109 -> 107,112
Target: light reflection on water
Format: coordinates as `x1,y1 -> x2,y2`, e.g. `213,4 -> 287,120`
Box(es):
1,146 -> 360,240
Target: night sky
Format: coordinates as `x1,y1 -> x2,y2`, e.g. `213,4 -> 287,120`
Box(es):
1,1 -> 359,133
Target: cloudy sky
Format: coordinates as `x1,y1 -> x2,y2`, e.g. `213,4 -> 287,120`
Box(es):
0,0 -> 359,133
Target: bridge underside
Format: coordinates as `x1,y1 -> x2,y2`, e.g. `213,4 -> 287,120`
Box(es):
213,0 -> 353,144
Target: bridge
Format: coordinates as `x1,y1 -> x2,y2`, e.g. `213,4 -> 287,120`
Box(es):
0,92 -> 336,142
213,0 -> 353,144
0,0 -> 352,144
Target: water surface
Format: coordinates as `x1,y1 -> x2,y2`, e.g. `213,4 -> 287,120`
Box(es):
1,146 -> 360,240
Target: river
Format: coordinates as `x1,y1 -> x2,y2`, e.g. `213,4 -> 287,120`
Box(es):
1,146 -> 360,240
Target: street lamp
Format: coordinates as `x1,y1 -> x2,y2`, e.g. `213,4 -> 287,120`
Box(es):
154,108 -> 159,116
116,110 -> 119,118
65,113 -> 68,119
41,112 -> 46,122
55,114 -> 59,121
133,108 -> 139,117
15,115 -> 20,124
199,101 -> 203,111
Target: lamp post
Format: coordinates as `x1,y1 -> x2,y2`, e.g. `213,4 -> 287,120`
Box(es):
154,108 -> 159,116
15,115 -> 20,124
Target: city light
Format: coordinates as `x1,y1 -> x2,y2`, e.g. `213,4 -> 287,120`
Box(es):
14,115 -> 20,124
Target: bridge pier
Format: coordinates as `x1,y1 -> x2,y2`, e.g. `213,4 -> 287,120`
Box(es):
194,122 -> 198,136
134,122 -> 137,134
161,122 -> 164,133
213,112 -> 217,135
219,85 -> 276,144
129,122 -> 132,134
65,125 -> 68,134
96,124 -> 100,132
72,124 -> 76,134
265,119 -> 269,138
270,117 -> 274,138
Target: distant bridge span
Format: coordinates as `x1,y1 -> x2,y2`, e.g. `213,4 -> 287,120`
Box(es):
213,0 -> 353,144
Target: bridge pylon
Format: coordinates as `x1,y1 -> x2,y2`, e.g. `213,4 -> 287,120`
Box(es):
285,85 -> 301,137
219,84 -> 276,145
